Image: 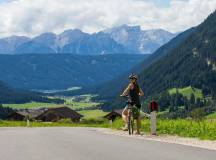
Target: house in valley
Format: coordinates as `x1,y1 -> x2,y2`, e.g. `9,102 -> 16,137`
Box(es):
7,109 -> 45,121
36,106 -> 83,122
104,109 -> 123,121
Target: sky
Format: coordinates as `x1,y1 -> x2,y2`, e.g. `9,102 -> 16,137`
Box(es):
0,0 -> 216,37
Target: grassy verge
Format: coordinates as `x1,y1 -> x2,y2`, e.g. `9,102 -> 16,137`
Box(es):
1,118 -> 216,140
0,119 -> 109,128
112,118 -> 216,140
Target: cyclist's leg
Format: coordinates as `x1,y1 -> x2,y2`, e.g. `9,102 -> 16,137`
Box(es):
122,105 -> 129,130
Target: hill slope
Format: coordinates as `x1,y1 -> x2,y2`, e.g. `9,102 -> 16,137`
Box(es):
138,11 -> 216,97
86,28 -> 195,103
0,80 -> 62,104
94,10 -> 216,110
0,54 -> 148,90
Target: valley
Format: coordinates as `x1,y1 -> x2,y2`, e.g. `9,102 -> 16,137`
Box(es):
0,7 -> 216,143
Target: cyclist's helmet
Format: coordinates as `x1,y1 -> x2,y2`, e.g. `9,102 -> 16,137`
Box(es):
129,73 -> 138,80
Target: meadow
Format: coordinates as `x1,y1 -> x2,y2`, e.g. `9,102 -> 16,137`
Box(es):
168,86 -> 203,99
2,92 -> 216,140
3,95 -> 99,110
78,110 -> 108,119
3,102 -> 57,109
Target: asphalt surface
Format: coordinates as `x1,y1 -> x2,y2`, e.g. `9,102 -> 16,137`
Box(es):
0,127 -> 215,160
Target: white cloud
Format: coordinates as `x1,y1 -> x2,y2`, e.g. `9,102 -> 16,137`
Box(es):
0,0 -> 215,37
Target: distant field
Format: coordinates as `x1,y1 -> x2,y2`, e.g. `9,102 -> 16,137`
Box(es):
3,102 -> 58,109
66,101 -> 99,109
3,94 -> 99,110
169,86 -> 203,99
78,110 -> 108,119
63,95 -> 100,109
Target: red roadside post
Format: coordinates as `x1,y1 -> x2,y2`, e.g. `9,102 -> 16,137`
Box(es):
149,100 -> 158,135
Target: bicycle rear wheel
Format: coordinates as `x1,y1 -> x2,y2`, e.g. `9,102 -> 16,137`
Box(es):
128,114 -> 134,135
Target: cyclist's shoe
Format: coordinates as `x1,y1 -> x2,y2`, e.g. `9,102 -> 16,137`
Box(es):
122,126 -> 128,131
134,131 -> 141,135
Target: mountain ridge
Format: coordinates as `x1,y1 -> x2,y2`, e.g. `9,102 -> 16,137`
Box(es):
0,25 -> 176,55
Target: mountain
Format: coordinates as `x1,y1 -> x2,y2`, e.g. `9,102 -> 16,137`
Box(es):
94,10 -> 216,110
0,26 -> 176,55
84,28 -> 195,104
33,33 -> 58,52
0,54 -> 148,90
138,11 -> 216,97
31,29 -> 90,53
15,41 -> 56,54
0,36 -> 30,54
61,32 -> 129,54
0,80 -> 63,104
104,25 -> 176,54
58,29 -> 90,48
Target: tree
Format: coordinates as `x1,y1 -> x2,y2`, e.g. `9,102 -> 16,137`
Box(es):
196,98 -> 203,108
190,93 -> 196,105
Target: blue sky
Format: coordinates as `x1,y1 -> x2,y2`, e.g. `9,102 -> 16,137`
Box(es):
151,0 -> 171,7
0,0 -> 215,37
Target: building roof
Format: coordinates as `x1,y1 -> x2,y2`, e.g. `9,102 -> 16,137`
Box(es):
8,108 -> 46,119
104,109 -> 123,118
36,106 -> 83,119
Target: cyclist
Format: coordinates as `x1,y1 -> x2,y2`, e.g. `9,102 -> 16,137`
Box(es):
120,73 -> 144,134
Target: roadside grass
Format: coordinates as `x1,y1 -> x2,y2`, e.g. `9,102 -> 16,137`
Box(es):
1,118 -> 216,140
112,118 -> 216,140
78,110 -> 108,119
168,86 -> 203,99
0,119 -> 109,128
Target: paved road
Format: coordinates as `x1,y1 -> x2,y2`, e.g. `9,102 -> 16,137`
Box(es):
0,127 -> 215,160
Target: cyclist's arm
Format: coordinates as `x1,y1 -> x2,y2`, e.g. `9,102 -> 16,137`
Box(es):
139,87 -> 144,96
121,84 -> 132,96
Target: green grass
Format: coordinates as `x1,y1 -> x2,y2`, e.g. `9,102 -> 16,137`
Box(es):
112,118 -> 216,140
65,101 -> 99,109
78,110 -> 108,119
206,112 -> 216,119
1,118 -> 216,140
3,94 -> 100,110
169,86 -> 203,99
3,102 -> 59,109
58,95 -> 100,110
0,119 -> 109,128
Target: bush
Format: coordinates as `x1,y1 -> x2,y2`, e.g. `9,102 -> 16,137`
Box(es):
58,118 -> 73,124
81,118 -> 107,124
190,108 -> 206,120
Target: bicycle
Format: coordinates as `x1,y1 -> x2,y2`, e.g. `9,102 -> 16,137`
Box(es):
127,103 -> 134,135
121,95 -> 135,135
